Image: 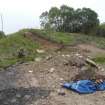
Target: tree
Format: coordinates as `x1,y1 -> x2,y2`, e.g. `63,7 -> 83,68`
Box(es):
96,23 -> 105,37
0,31 -> 5,38
60,5 -> 74,32
48,7 -> 60,31
40,11 -> 49,29
79,8 -> 99,34
40,5 -> 99,34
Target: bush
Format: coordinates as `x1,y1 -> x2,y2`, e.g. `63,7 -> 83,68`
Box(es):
96,23 -> 105,37
0,31 -> 5,38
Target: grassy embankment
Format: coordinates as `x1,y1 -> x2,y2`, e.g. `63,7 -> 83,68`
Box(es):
0,29 -> 105,68
28,29 -> 105,64
0,31 -> 40,68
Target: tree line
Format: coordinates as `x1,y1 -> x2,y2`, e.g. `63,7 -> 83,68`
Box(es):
40,5 -> 100,34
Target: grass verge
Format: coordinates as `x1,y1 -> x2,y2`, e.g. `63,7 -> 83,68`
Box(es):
0,31 -> 40,68
21,28 -> 105,49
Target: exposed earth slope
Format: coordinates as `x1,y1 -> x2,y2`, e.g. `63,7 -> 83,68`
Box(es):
0,30 -> 105,105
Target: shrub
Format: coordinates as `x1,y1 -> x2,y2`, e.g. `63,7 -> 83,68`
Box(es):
96,23 -> 105,37
0,31 -> 5,38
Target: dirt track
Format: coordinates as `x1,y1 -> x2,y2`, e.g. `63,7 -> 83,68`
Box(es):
24,32 -> 62,50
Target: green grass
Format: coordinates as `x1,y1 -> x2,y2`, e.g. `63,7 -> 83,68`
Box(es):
23,29 -> 105,49
29,29 -> 76,44
0,58 -> 18,68
0,31 -> 40,68
92,55 -> 105,64
1,28 -> 105,68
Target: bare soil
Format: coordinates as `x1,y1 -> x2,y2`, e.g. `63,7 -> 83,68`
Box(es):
77,44 -> 105,56
0,33 -> 105,105
0,50 -> 105,105
24,32 -> 61,50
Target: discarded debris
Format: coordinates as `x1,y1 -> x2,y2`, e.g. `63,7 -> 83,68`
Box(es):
49,68 -> 55,73
28,70 -> 33,73
75,53 -> 81,57
36,49 -> 45,53
63,61 -> 69,66
62,54 -> 65,57
35,57 -> 42,62
46,55 -> 52,60
57,89 -> 66,96
86,58 -> 98,68
60,78 -> 64,81
63,80 -> 105,94
69,56 -> 86,67
65,54 -> 71,57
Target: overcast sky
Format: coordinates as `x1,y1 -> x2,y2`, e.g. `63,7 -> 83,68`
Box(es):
0,0 -> 105,34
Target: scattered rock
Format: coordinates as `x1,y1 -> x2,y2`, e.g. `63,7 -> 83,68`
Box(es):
75,53 -> 81,56
78,55 -> 83,58
81,66 -> 88,71
86,58 -> 98,68
35,57 -> 42,62
49,68 -> 55,73
24,95 -> 31,99
101,68 -> 104,72
36,49 -> 45,53
69,56 -> 86,67
63,61 -> 69,66
97,66 -> 104,72
46,55 -> 52,60
11,98 -> 17,103
16,94 -> 21,98
0,49 -> 105,105
65,54 -> 71,57
62,54 -> 65,57
24,63 -> 29,65
28,70 -> 33,73
60,78 -> 64,81
57,89 -> 66,96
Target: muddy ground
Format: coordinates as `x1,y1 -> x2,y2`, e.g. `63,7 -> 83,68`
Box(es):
0,45 -> 105,105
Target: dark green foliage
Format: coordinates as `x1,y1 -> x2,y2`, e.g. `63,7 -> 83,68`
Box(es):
40,5 -> 99,34
0,31 -> 5,38
77,8 -> 99,34
96,23 -> 105,37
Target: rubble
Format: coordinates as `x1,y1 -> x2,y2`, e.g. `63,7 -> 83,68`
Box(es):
58,53 -> 105,82
35,57 -> 42,62
28,70 -> 33,73
69,56 -> 86,67
46,55 -> 52,60
49,68 -> 55,73
86,58 -> 98,68
60,78 -> 64,81
36,49 -> 45,53
0,49 -> 105,104
57,89 -> 66,96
